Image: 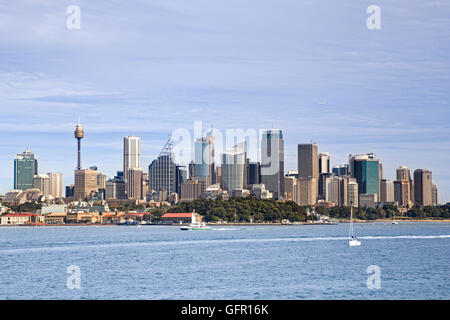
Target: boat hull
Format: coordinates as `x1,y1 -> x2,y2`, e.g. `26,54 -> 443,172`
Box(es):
180,226 -> 211,231
349,239 -> 361,246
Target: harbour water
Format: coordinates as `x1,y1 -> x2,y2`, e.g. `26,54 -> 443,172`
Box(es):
0,222 -> 449,299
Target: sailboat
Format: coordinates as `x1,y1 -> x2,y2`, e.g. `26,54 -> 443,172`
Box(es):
349,206 -> 361,246
180,212 -> 211,231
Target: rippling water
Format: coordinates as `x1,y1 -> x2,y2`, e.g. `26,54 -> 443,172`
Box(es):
0,222 -> 449,299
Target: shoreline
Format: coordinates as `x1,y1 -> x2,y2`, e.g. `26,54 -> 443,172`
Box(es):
1,219 -> 450,227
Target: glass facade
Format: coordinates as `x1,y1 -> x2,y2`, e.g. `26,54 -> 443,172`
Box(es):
353,160 -> 379,197
14,150 -> 38,191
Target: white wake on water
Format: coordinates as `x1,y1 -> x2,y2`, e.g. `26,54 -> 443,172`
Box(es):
0,235 -> 449,254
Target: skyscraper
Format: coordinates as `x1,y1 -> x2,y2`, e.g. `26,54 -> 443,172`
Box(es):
395,166 -> 413,206
47,172 -> 63,199
126,167 -> 143,200
349,153 -> 381,199
432,184 -> 438,206
324,176 -> 356,206
246,161 -> 260,188
74,169 -> 98,200
298,143 -> 319,179
297,177 -> 317,206
380,179 -> 395,203
148,139 -> 177,195
396,166 -> 411,181
332,164 -> 349,177
176,165 -> 188,195
14,149 -> 38,191
284,176 -> 298,202
261,129 -> 284,199
106,179 -> 126,200
222,142 -> 246,193
348,180 -> 359,207
318,152 -> 331,175
97,172 -> 108,189
414,169 -> 433,206
194,133 -> 215,185
123,136 -> 141,181
318,152 -> 331,200
298,143 -> 318,203
33,174 -> 50,199
394,180 -> 411,208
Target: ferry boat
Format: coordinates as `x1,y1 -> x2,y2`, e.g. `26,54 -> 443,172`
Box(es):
180,212 -> 211,231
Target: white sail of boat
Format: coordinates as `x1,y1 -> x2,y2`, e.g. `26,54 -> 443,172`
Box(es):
349,205 -> 361,246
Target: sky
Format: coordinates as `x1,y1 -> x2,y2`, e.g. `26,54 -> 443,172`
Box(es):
0,1 -> 449,202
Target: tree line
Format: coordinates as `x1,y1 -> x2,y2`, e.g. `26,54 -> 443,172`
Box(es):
157,200 -> 450,222
164,197 -> 311,222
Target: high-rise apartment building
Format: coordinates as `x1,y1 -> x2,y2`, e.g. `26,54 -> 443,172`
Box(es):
414,169 -> 433,206
14,149 -> 38,191
261,130 -> 284,199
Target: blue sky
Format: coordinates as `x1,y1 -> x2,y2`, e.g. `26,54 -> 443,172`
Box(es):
0,1 -> 449,202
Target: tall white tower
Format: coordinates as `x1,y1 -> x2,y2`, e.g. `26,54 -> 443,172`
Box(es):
123,136 -> 141,181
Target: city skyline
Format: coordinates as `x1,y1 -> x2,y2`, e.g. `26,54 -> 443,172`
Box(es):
0,1 -> 449,202
1,124 -> 443,205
